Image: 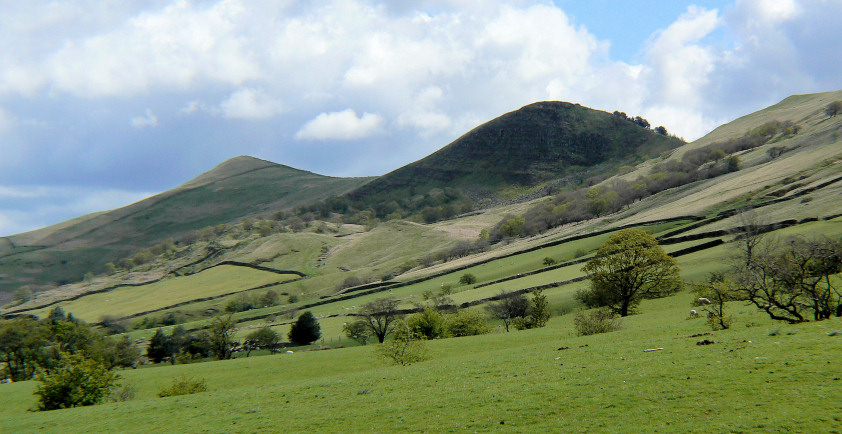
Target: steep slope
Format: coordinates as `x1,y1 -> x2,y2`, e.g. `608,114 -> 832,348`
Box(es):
349,101 -> 685,200
0,156 -> 373,296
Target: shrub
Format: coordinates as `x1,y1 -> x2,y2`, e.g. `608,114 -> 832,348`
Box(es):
157,377 -> 208,398
543,257 -> 557,266
573,309 -> 622,336
34,353 -> 121,411
446,310 -> 490,337
459,273 -> 477,285
108,382 -> 136,402
376,321 -> 429,366
406,308 -> 449,340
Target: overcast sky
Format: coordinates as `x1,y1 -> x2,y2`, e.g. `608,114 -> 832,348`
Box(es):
1,0 -> 841,236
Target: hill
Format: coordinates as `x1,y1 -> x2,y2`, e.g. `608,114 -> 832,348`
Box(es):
1,91 -> 842,431
349,101 -> 684,202
0,156 -> 372,297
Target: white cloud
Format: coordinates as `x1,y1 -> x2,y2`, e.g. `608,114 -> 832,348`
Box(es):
295,109 -> 384,141
131,109 -> 159,129
0,0 -> 841,233
219,88 -> 284,120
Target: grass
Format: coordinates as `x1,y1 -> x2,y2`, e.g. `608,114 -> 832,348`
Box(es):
26,266 -> 294,323
3,291 -> 840,432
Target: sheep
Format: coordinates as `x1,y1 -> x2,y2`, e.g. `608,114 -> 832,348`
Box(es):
698,297 -> 712,305
689,309 -> 699,318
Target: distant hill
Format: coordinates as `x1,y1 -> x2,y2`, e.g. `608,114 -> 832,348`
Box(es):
349,101 -> 685,201
0,156 -> 372,296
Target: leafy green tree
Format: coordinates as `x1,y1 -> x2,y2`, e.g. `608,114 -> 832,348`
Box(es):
209,314 -> 238,360
146,328 -> 173,364
343,321 -> 371,345
529,289 -> 551,328
580,229 -> 683,316
459,273 -> 477,285
34,353 -> 121,411
485,290 -> 531,332
512,290 -> 552,330
406,307 -> 449,340
0,318 -> 49,381
543,257 -> 557,266
288,311 -> 321,345
243,327 -> 281,356
47,306 -> 67,324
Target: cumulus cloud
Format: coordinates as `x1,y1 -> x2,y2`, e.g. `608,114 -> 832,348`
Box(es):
219,88 -> 284,120
295,109 -> 385,141
1,0 -> 842,235
130,109 -> 159,129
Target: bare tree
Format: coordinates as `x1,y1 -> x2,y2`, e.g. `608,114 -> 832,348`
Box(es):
485,290 -> 530,332
733,236 -> 842,323
734,211 -> 766,266
354,298 -> 401,343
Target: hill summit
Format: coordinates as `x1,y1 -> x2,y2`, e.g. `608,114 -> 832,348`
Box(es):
350,101 -> 684,200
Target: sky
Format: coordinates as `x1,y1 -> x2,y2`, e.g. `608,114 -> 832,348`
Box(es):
1,0 -> 841,237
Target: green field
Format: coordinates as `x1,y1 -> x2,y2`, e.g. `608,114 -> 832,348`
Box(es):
27,266 -> 296,323
3,290 -> 840,432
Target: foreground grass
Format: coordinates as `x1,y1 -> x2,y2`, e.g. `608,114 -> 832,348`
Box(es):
3,292 -> 841,432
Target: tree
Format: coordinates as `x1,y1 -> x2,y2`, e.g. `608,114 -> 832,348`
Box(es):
512,289 -> 551,330
406,307 -> 449,340
34,352 -> 121,411
580,229 -> 683,316
693,272 -> 737,330
634,116 -> 650,129
485,290 -> 531,332
655,125 -> 668,136
824,100 -> 841,117
733,236 -> 842,323
208,314 -> 237,360
459,273 -> 477,285
343,321 -> 371,345
288,311 -> 321,345
0,317 -> 49,381
356,298 -> 402,343
243,328 -> 281,356
529,289 -> 551,328
146,328 -> 173,364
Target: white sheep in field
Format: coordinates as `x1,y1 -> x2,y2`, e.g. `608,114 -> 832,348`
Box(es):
698,297 -> 712,305
689,309 -> 699,318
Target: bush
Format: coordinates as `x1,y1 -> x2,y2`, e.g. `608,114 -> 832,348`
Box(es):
573,309 -> 622,336
108,382 -> 136,402
376,321 -> 429,366
406,308 -> 449,340
157,377 -> 208,398
34,353 -> 121,411
459,273 -> 477,285
446,310 -> 490,337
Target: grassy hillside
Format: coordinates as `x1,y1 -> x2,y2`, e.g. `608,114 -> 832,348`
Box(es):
351,102 -> 684,201
2,92 -> 842,431
0,157 -> 373,297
